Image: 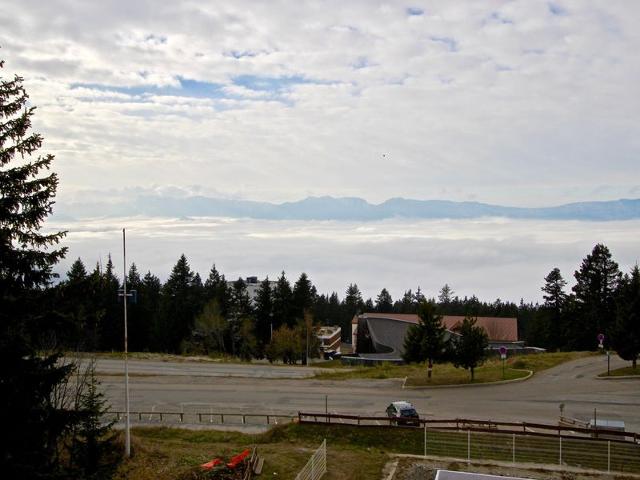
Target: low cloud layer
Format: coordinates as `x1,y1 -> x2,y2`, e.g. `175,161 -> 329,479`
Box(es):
47,216 -> 640,304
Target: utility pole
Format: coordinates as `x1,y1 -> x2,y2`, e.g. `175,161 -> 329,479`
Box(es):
122,229 -> 131,458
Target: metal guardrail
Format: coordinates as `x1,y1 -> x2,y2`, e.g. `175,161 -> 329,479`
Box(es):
297,412 -> 639,444
108,411 -> 296,425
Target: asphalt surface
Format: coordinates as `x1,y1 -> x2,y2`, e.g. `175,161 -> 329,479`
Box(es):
97,355 -> 640,431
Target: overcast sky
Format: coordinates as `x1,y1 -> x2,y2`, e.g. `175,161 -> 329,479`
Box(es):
2,0 -> 639,206
3,1 -> 640,302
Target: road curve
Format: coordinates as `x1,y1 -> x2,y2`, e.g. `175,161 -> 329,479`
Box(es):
98,355 -> 640,431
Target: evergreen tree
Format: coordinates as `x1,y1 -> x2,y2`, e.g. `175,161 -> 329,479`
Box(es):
612,266 -> 640,369
97,254 -> 121,351
571,244 -> 621,350
375,288 -> 393,313
451,317 -> 489,380
72,361 -> 114,477
204,263 -> 229,315
402,301 -> 446,378
227,278 -> 254,356
141,270 -> 162,351
438,284 -> 454,304
292,272 -> 314,321
0,58 -> 74,477
540,267 -> 567,349
159,254 -> 198,352
396,289 -> 415,313
272,271 -> 293,328
254,277 -> 273,354
67,258 -> 88,283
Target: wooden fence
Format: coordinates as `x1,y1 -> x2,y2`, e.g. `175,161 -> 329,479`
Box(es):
297,412 -> 639,444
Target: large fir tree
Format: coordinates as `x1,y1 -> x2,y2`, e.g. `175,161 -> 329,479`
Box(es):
0,58 -> 74,477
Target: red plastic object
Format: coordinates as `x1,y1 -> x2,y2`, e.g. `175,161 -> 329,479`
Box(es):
226,449 -> 250,469
201,458 -> 223,470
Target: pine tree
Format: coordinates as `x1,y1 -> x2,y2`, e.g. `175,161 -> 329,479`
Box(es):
160,254 -> 198,352
541,267 -> 568,349
73,360 -> 114,476
272,271 -> 293,328
0,58 -> 74,477
451,317 -> 489,381
402,301 -> 446,378
612,266 -> 640,369
438,284 -> 454,305
254,277 -> 273,353
292,272 -> 314,321
375,288 -> 393,313
571,244 -> 621,350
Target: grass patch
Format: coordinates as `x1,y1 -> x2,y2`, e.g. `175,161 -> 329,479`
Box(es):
112,423 -> 640,479
315,352 -> 593,386
598,365 -> 639,377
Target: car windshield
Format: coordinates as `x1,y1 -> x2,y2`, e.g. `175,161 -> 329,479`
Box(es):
400,408 -> 417,416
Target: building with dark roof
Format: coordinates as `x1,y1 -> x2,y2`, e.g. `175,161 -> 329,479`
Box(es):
350,312 -> 521,362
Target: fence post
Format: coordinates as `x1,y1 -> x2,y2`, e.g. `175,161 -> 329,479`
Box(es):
512,434 -> 515,464
607,440 -> 611,473
467,429 -> 471,464
559,436 -> 562,465
424,423 -> 427,457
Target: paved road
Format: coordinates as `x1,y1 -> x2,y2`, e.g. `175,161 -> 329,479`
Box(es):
98,355 -> 640,431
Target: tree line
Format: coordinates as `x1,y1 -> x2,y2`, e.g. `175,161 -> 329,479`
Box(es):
49,241 -> 639,368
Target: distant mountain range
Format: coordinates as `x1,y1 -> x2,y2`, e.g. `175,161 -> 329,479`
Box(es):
55,195 -> 640,221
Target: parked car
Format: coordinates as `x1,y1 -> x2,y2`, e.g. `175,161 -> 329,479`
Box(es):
386,401 -> 420,426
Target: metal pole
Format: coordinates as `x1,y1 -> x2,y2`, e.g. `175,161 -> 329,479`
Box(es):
123,228 -> 131,458
607,351 -> 610,376
325,394 -> 328,422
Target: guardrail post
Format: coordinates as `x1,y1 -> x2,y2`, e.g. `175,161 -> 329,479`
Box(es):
512,434 -> 515,464
267,415 -> 270,424
198,413 -> 202,423
180,413 -> 184,423
242,415 -> 246,424
559,436 -> 562,465
467,429 -> 471,464
220,414 -> 224,424
139,412 -> 142,421
160,413 -> 163,421
607,440 -> 610,473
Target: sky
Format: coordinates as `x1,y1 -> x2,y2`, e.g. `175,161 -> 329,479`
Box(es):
2,1 -> 639,302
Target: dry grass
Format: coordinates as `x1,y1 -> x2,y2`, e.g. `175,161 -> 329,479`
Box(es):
315,352 -> 592,386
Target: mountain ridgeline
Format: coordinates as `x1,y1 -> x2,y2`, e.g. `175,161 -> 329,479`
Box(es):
59,195 -> 640,221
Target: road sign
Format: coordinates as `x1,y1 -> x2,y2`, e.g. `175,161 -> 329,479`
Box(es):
499,346 -> 507,360
597,333 -> 605,349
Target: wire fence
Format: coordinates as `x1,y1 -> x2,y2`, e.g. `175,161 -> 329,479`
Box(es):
294,439 -> 327,480
299,413 -> 640,475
